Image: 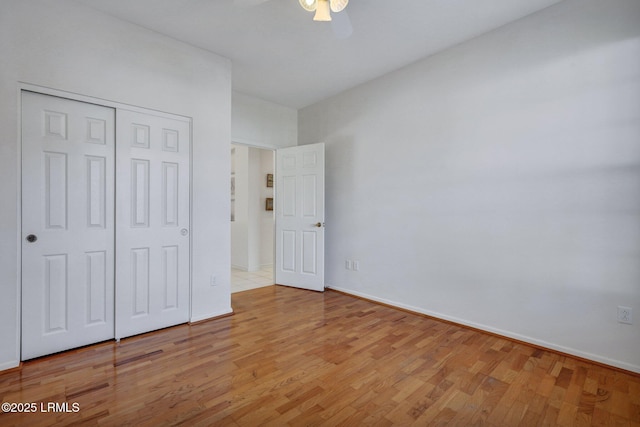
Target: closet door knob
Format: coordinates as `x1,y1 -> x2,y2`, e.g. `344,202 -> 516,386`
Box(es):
180,228 -> 189,236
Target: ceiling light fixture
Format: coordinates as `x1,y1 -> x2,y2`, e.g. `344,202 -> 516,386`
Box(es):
299,0 -> 349,22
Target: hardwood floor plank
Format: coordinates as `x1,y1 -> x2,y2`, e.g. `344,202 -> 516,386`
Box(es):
1,285 -> 639,426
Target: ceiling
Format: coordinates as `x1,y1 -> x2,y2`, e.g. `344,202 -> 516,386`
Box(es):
74,0 -> 564,109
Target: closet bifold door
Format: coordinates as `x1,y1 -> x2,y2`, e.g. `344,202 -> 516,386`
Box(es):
21,91 -> 116,360
115,109 -> 191,340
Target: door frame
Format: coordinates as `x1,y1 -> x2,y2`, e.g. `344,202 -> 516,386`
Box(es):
17,83 -> 194,359
230,141 -> 277,285
229,141 -> 326,291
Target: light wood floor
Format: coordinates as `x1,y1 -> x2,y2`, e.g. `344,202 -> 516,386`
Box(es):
1,285 -> 639,426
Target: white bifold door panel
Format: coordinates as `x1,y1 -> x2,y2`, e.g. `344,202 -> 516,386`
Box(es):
115,109 -> 190,340
275,143 -> 325,292
21,92 -> 191,360
21,91 -> 116,360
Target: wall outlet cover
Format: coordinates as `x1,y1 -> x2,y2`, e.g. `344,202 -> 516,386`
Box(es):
618,306 -> 632,324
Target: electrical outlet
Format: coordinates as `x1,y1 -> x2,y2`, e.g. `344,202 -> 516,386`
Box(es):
352,261 -> 360,271
210,275 -> 217,287
618,306 -> 632,324
345,260 -> 352,270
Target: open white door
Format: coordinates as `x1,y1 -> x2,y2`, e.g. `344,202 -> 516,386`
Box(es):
21,91 -> 115,360
115,109 -> 191,339
275,143 -> 325,291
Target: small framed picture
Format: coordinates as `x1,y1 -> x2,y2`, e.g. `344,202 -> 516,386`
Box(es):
265,197 -> 273,211
230,175 -> 235,197
266,173 -> 273,188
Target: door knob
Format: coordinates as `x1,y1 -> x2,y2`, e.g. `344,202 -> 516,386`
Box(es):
26,234 -> 38,243
180,228 -> 189,236
314,222 -> 324,228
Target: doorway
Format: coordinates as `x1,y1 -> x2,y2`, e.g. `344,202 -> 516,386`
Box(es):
230,144 -> 275,293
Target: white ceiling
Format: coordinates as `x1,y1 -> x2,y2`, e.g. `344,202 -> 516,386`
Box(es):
74,0 -> 564,109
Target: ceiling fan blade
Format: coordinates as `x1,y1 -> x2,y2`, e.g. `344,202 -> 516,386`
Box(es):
331,10 -> 353,39
330,0 -> 348,13
299,0 -> 317,12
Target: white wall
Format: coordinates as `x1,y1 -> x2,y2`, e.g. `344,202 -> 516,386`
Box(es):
231,145 -> 274,271
230,92 -> 292,272
300,0 -> 640,372
0,0 -> 232,370
232,92 -> 297,149
231,146 -> 246,269
231,145 -> 258,271
260,150 -> 275,267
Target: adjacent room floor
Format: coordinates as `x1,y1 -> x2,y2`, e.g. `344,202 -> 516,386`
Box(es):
231,265 -> 274,293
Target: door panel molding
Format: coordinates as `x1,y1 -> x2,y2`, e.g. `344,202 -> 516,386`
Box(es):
275,143 -> 325,292
21,91 -> 116,360
115,109 -> 191,340
20,89 -> 192,360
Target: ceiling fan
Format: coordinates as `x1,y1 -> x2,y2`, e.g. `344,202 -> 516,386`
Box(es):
299,0 -> 352,38
233,0 -> 353,39
298,0 -> 348,21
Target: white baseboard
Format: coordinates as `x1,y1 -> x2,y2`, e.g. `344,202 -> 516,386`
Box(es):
0,359 -> 20,372
327,285 -> 640,374
190,308 -> 233,324
232,264 -> 271,272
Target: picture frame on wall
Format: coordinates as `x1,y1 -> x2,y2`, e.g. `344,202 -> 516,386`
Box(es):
230,174 -> 235,221
265,197 -> 273,211
266,173 -> 273,188
231,175 -> 235,198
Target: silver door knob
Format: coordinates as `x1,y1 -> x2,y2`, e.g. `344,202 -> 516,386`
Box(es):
180,228 -> 189,236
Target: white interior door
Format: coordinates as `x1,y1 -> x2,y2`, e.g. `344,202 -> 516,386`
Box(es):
21,91 -> 115,360
275,143 -> 325,291
115,109 -> 191,339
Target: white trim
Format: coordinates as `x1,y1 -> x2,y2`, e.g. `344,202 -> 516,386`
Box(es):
19,82 -> 192,121
231,138 -> 284,151
231,264 -> 249,272
190,308 -> 233,324
0,360 -> 20,372
231,264 -> 272,273
15,86 -> 23,368
230,142 -> 277,280
326,285 -> 640,374
189,119 -> 194,324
